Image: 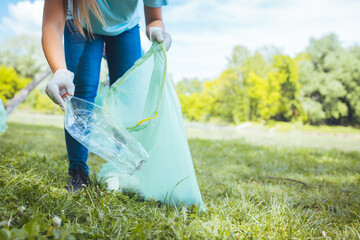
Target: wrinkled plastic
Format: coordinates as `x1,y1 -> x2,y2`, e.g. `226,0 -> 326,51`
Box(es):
97,42 -> 205,210
64,96 -> 148,174
0,98 -> 7,134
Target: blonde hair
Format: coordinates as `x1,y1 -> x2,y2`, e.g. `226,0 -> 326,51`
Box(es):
64,0 -> 106,37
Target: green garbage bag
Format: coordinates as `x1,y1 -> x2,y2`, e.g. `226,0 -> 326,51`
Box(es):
94,77 -> 109,107
0,98 -> 7,134
98,42 -> 205,210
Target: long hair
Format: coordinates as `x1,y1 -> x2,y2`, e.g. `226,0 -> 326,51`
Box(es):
63,0 -> 106,37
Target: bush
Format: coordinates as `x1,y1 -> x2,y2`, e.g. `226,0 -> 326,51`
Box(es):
20,89 -> 62,114
0,66 -> 31,104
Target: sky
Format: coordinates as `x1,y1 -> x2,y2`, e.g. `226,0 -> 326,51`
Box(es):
0,0 -> 360,82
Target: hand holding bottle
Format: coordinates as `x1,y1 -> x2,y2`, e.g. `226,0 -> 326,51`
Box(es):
45,69 -> 75,111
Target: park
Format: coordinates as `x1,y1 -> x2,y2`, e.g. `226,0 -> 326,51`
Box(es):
1,0 -> 360,239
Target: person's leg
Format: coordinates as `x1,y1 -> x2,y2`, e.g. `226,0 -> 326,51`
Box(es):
64,20 -> 104,175
104,25 -> 142,86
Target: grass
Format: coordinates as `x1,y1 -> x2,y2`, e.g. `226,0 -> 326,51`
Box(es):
0,123 -> 360,239
263,121 -> 360,134
9,110 -> 360,135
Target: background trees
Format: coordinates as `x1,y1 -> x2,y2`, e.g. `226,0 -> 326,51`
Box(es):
0,66 -> 31,104
1,33 -> 359,125
176,34 -> 360,126
0,35 -> 56,114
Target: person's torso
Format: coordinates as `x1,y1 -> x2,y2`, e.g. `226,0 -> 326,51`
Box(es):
67,0 -> 140,36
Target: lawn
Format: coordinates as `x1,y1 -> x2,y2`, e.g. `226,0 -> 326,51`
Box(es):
0,123 -> 360,239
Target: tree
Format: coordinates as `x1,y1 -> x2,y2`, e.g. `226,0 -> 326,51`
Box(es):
0,35 -> 47,78
300,33 -> 360,125
0,66 -> 31,104
203,69 -> 245,123
176,78 -> 209,121
335,45 -> 360,124
227,45 -> 251,72
271,55 -> 301,121
175,78 -> 203,96
176,33 -> 360,126
178,92 -> 210,121
247,71 -> 268,119
5,70 -> 52,115
0,35 -> 51,115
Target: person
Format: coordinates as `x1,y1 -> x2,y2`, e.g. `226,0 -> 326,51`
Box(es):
41,0 -> 172,192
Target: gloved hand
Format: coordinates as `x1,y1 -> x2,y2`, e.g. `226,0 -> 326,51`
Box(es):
45,69 -> 75,111
149,27 -> 172,51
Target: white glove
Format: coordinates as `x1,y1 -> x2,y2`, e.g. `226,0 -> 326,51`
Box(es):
149,27 -> 172,51
45,69 -> 75,111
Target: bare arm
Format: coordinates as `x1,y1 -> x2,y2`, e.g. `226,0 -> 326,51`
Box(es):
144,6 -> 165,38
42,0 -> 74,111
144,5 -> 172,51
41,0 -> 67,73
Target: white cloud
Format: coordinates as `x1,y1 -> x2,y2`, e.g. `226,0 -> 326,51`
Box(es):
2,0 -> 359,82
164,0 -> 360,82
1,0 -> 44,35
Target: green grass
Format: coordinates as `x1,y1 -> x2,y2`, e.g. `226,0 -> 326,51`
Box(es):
9,110 -> 360,135
263,121 -> 360,134
1,123 -> 360,239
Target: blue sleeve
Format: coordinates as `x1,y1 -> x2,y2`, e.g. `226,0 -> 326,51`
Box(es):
143,0 -> 168,8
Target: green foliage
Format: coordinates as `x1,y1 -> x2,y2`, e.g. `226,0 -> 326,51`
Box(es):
299,33 -> 360,125
249,71 -> 280,120
0,35 -> 57,114
0,35 -> 47,79
176,33 -> 360,126
272,55 -> 301,121
175,78 -> 203,96
20,89 -> 62,114
1,123 -> 360,238
176,78 -> 209,121
0,34 -> 56,114
178,93 -> 209,122
204,69 -> 245,123
177,51 -> 301,124
0,65 -> 59,114
0,66 -> 31,104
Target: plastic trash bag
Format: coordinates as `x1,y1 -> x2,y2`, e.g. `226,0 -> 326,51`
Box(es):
64,96 -> 148,174
94,77 -> 109,107
0,98 -> 7,134
98,42 -> 205,210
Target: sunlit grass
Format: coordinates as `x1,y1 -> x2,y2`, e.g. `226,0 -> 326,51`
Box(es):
263,120 -> 360,134
0,123 -> 360,239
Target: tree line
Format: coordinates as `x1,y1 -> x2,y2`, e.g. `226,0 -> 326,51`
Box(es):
1,34 -> 359,125
176,34 -> 360,126
0,35 -> 59,114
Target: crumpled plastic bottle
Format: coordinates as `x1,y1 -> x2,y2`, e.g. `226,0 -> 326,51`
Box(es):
62,90 -> 148,174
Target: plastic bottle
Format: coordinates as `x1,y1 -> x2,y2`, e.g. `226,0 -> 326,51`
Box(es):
61,89 -> 148,174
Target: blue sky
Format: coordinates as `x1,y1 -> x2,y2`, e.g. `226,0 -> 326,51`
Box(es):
1,0 -> 360,82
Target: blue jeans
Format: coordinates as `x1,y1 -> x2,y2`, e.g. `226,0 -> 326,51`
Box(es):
64,20 -> 142,175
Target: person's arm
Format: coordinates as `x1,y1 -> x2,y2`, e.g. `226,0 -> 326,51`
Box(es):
42,0 -> 67,73
144,6 -> 172,51
42,0 -> 75,111
144,6 -> 164,36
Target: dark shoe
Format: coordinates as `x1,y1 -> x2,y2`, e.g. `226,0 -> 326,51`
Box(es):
65,169 -> 90,193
